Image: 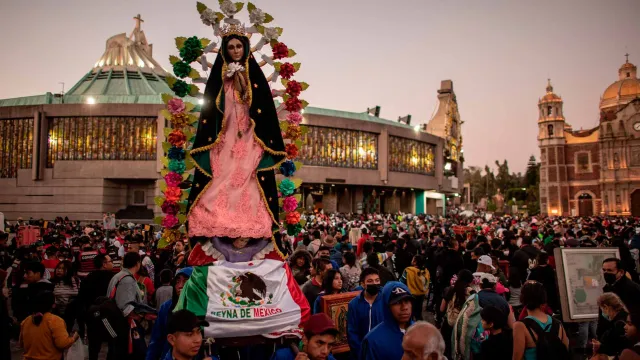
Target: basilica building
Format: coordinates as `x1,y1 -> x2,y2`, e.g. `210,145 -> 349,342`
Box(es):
538,56 -> 640,216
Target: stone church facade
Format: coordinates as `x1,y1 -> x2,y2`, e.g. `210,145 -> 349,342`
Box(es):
538,56 -> 640,216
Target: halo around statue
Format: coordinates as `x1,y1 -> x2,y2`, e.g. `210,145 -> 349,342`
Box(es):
155,0 -> 308,250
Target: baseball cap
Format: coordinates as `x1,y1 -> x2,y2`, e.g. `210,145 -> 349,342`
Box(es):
477,255 -> 495,270
167,309 -> 209,334
303,313 -> 338,336
388,285 -> 413,305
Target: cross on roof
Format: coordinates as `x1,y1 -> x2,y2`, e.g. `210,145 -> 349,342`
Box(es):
134,14 -> 144,30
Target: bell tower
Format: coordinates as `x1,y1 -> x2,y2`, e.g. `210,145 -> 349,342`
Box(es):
538,79 -> 567,215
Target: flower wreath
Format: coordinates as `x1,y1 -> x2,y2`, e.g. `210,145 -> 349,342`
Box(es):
156,0 -> 309,249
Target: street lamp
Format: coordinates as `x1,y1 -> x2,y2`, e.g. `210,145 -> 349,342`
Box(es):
86,97 -> 96,105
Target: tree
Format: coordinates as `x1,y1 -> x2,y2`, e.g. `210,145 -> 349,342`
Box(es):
525,155 -> 539,188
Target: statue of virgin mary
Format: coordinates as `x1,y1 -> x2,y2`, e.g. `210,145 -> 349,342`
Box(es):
186,24 -> 287,263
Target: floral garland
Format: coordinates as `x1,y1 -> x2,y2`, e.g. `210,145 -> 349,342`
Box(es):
154,37 -> 209,249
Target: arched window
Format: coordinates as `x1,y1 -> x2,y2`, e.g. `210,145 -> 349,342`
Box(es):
547,124 -> 554,137
547,106 -> 553,116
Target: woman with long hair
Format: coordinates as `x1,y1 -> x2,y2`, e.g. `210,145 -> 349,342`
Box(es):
312,269 -> 344,314
19,291 -> 79,360
50,260 -> 80,330
620,312 -> 640,360
400,255 -> 430,320
340,251 -> 361,291
289,249 -> 312,285
592,292 -> 630,356
440,269 -> 475,358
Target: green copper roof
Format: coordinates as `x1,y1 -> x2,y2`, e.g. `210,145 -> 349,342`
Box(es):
302,106 -> 415,130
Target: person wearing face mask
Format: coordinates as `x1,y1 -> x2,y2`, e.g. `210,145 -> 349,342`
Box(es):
592,292 -> 630,357
346,268 -> 384,360
601,258 -> 640,314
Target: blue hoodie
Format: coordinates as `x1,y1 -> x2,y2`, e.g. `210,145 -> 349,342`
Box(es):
147,267 -> 193,360
347,289 -> 384,360
359,281 -> 413,360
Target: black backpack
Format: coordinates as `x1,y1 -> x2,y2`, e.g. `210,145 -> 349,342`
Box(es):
522,317 -> 569,360
86,274 -> 132,340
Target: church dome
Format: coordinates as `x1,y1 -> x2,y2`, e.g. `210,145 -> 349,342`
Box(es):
600,55 -> 640,111
538,79 -> 562,104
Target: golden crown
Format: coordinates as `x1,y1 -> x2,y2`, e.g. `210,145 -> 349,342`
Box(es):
220,23 -> 247,38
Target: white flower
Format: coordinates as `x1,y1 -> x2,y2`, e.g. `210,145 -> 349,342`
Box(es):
220,0 -> 238,17
263,27 -> 279,41
249,8 -> 266,25
200,9 -> 218,26
226,62 -> 245,78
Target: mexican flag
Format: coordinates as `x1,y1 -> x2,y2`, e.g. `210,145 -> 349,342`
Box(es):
175,259 -> 310,338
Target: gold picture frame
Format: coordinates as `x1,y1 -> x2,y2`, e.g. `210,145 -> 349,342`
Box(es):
321,291 -> 360,354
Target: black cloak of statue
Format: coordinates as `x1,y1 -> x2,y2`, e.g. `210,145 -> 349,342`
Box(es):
186,34 -> 286,247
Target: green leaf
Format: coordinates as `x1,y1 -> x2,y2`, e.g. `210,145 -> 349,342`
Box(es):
185,160 -> 195,171
299,219 -> 307,227
291,178 -> 303,189
154,216 -> 164,225
196,2 -> 208,14
154,196 -> 165,207
161,157 -> 169,167
175,37 -> 187,50
157,237 -> 170,249
294,194 -> 302,202
295,140 -> 303,149
300,126 -> 309,135
163,128 -> 173,137
178,214 -> 187,224
200,38 -> 211,48
300,100 -> 309,109
300,82 -> 309,91
180,190 -> 189,201
247,2 -> 256,11
161,109 -> 173,122
188,114 -> 198,124
188,68 -> 200,79
275,27 -> 283,36
279,121 -> 289,132
188,174 -> 195,182
278,198 -> 284,207
185,102 -> 196,113
273,62 -> 282,71
159,180 -> 167,192
182,172 -> 190,180
293,62 -> 301,71
256,25 -> 265,35
280,78 -> 289,86
161,169 -> 169,177
161,93 -> 173,104
218,0 -> 224,5
183,129 -> 193,141
235,2 -> 244,12
279,212 -> 287,220
269,39 -> 279,47
282,94 -> 290,102
166,76 -> 177,87
216,12 -> 224,22
294,161 -> 303,170
190,84 -> 201,97
169,55 -> 181,65
179,202 -> 187,213
162,142 -> 171,153
287,48 -> 296,57
264,13 -> 274,23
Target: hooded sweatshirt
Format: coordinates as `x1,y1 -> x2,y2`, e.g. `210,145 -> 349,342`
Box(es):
360,281 -> 413,360
347,289 -> 384,359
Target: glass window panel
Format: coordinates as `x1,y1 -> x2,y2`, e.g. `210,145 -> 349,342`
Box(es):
389,136 -> 435,175
46,116 -> 157,167
0,118 -> 34,178
298,125 -> 378,169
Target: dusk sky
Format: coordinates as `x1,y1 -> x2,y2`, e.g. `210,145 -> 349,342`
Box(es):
1,0 -> 638,173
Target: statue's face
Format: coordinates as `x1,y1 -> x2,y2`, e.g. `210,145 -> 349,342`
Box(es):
227,38 -> 244,62
233,237 -> 250,249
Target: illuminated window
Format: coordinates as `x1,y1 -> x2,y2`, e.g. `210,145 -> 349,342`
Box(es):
298,126 -> 378,169
47,116 -> 157,167
389,136 -> 436,175
0,118 -> 34,178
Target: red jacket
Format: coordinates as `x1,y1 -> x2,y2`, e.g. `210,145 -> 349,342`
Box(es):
356,234 -> 372,257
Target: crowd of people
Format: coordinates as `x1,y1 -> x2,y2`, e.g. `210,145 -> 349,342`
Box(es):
3,212 -> 640,360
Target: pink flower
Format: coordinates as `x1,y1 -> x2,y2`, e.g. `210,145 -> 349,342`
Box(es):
283,196 -> 298,212
167,98 -> 186,115
286,112 -> 303,125
164,172 -> 183,187
162,214 -> 179,228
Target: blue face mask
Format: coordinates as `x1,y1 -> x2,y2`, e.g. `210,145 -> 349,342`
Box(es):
602,310 -> 610,320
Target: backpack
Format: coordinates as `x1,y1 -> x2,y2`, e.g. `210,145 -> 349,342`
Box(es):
452,294 -> 483,360
86,274 -> 132,340
521,317 -> 569,360
446,294 -> 461,327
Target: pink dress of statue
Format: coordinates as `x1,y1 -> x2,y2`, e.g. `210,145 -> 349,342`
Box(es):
188,79 -> 273,239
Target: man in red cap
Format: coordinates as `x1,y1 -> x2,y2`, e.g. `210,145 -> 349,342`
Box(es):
271,313 -> 338,360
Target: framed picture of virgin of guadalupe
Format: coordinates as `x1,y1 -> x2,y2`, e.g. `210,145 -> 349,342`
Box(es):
321,291 -> 359,354
554,247 -> 620,322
